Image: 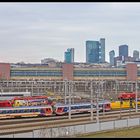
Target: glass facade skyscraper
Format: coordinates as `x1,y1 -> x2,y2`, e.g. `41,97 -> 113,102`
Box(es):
119,45 -> 128,57
133,50 -> 139,61
100,38 -> 105,63
109,50 -> 115,66
64,48 -> 74,63
86,41 -> 99,63
86,38 -> 105,63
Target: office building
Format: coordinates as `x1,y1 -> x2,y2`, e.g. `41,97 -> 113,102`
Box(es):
119,45 -> 128,58
86,40 -> 99,63
100,38 -> 105,63
133,50 -> 139,61
86,38 -> 105,63
109,50 -> 115,66
64,48 -> 74,63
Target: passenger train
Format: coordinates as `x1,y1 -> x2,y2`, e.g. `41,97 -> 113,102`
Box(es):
0,105 -> 53,119
110,99 -> 140,109
0,96 -> 55,108
111,91 -> 140,109
118,92 -> 136,100
0,95 -> 139,119
54,100 -> 111,115
0,100 -> 111,119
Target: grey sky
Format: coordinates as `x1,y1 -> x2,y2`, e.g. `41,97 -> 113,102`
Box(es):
0,2 -> 140,63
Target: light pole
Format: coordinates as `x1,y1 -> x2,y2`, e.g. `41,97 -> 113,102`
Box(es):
115,80 -> 118,95
68,81 -> 72,120
31,80 -> 34,96
96,81 -> 99,123
64,80 -> 67,104
90,80 -> 93,121
120,98 -> 122,119
135,81 -> 138,113
53,81 -> 56,97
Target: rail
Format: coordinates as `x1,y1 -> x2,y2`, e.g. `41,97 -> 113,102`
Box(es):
0,109 -> 140,135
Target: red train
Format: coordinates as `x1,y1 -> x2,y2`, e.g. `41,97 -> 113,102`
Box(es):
0,95 -> 55,108
0,100 -> 12,107
118,92 -> 136,100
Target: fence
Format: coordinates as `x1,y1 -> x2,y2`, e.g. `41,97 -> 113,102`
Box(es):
0,117 -> 140,138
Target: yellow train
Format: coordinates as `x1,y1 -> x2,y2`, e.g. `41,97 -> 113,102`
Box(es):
111,100 -> 140,110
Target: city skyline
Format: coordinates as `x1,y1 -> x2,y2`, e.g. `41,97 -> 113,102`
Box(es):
0,2 -> 140,63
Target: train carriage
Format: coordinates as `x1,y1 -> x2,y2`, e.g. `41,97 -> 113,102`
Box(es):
54,103 -> 97,115
0,105 -> 53,119
110,100 -> 135,109
118,92 -> 136,100
54,100 -> 111,115
98,100 -> 111,112
0,100 -> 12,107
0,95 -> 55,108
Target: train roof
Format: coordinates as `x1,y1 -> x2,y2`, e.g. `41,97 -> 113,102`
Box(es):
55,102 -> 101,107
0,100 -> 11,102
97,100 -> 111,103
0,92 -> 31,95
12,95 -> 48,100
0,105 -> 52,110
55,100 -> 110,107
54,102 -> 91,107
119,92 -> 135,95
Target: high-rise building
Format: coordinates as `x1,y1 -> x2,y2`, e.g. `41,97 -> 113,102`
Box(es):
109,50 -> 115,66
133,50 -> 139,61
64,48 -> 74,63
119,45 -> 128,58
86,38 -> 105,63
100,38 -> 105,63
86,41 -> 99,63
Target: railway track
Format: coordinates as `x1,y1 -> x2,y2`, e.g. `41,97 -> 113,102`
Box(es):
0,108 -> 139,124
0,109 -> 140,135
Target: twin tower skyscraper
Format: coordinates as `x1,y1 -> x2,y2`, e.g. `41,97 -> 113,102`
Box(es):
64,38 -> 105,64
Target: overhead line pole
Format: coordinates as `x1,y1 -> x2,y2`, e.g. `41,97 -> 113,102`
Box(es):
135,80 -> 138,113
90,80 -> 93,121
96,81 -> 99,123
68,81 -> 71,120
64,80 -> 67,104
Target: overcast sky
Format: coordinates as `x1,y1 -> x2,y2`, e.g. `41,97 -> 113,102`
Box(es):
0,2 -> 140,63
